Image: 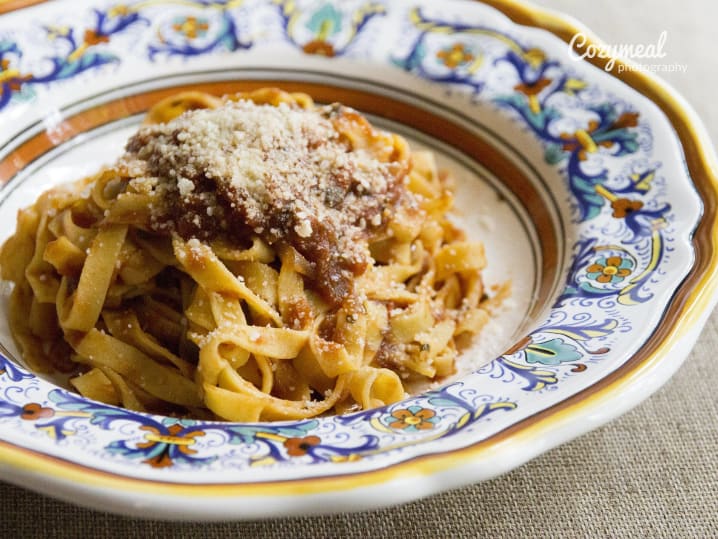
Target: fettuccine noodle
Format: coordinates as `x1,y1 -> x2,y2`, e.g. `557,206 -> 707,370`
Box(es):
0,88 -> 507,421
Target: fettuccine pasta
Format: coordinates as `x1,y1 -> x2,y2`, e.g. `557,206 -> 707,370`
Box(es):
0,88 -> 507,421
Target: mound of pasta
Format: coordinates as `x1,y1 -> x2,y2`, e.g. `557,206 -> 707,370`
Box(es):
0,88 -> 505,421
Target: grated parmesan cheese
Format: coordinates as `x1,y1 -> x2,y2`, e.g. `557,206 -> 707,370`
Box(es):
119,98 -> 414,304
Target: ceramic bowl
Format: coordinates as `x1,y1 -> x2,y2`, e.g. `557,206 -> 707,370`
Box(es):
0,0 -> 715,520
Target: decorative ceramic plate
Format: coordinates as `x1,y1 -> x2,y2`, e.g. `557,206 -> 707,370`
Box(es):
0,0 -> 716,520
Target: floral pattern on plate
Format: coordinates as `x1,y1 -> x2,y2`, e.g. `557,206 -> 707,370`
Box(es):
0,0 -> 701,490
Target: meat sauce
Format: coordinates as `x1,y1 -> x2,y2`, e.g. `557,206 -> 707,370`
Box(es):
120,99 -> 413,306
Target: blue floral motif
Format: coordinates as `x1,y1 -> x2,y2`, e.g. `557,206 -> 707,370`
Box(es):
389,7 -> 673,394
0,0 -> 392,111
306,4 -> 342,36
0,8 -> 146,111
585,255 -> 634,285
482,358 -> 559,392
37,11 -> 145,80
0,400 -> 23,419
0,354 -> 34,382
274,0 -> 385,57
522,338 -> 582,366
146,1 -> 251,59
558,237 -> 662,306
108,420 -> 215,468
484,312 -> 618,392
0,0 -> 693,481
392,8 -> 671,230
46,390 -> 383,467
384,404 -> 440,432
0,378 -> 519,469
0,393 -> 83,441
0,41 -> 32,109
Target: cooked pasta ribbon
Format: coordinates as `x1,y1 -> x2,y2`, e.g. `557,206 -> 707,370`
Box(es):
0,88 -> 505,421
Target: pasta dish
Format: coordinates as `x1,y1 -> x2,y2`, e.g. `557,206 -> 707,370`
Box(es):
0,88 -> 505,421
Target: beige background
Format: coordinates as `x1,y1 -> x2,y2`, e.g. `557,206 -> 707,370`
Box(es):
1,0 -> 717,537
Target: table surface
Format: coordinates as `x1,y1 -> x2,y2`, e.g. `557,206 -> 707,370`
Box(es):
1,0 -> 717,537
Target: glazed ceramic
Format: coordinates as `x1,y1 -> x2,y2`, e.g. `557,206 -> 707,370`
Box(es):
0,0 -> 715,520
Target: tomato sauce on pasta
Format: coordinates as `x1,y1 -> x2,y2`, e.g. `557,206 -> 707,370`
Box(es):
0,88 -> 506,421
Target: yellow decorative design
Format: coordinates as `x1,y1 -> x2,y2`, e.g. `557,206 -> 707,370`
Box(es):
630,171 -> 656,192
173,17 -> 205,38
255,431 -> 287,443
473,402 -> 518,418
527,95 -> 540,114
408,7 -> 524,55
250,456 -> 278,467
143,433 -> 196,446
330,454 -> 362,463
563,78 -> 587,95
45,25 -> 71,40
549,320 -> 619,341
618,230 -> 664,306
575,129 -> 598,154
369,417 -> 395,434
117,0 -> 243,13
37,426 -> 65,439
0,67 -> 22,84
522,47 -> 545,68
594,184 -> 618,202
